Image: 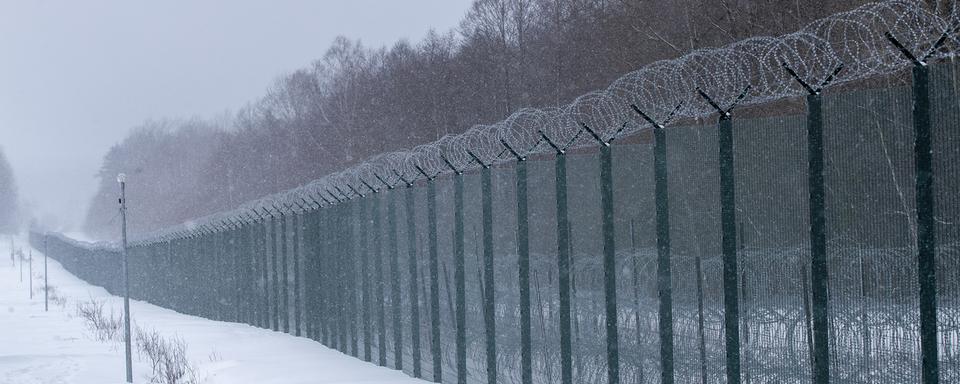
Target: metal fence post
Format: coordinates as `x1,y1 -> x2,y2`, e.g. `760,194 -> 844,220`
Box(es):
580,122 -> 622,384
230,226 -> 239,322
261,216 -> 270,329
513,155 -> 532,384
373,193 -> 388,365
211,228 -> 218,321
599,143 -> 620,384
200,231 -> 209,318
425,174 -> 443,383
250,221 -> 258,326
479,162 -> 497,384
337,191 -> 359,355
320,207 -> 332,346
342,203 -> 349,352
360,195 -> 373,361
783,62 -> 845,384
211,230 -> 219,319
405,181 -> 423,377
250,222 -> 257,325
884,32 -> 947,382
242,223 -> 252,324
222,229 -> 230,320
270,215 -> 280,331
208,230 -> 217,319
215,229 -> 224,320
631,104 -> 679,384
718,113 -> 741,384
298,213 -> 308,336
902,49 -> 940,384
319,207 -> 327,341
347,199 -> 358,356
539,129 -> 574,384
807,92 -> 831,384
454,171 -> 467,384
697,87 -> 750,384
332,203 -> 343,350
303,208 -> 317,340
388,188 -> 404,369
293,212 -> 302,336
280,211 -> 290,333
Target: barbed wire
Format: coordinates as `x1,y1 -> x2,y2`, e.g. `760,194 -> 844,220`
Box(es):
106,0 -> 957,246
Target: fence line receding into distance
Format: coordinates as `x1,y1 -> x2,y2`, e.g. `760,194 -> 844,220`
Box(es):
31,1 -> 960,384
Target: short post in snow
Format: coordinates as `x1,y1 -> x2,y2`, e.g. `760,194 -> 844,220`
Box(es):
118,173 -> 133,383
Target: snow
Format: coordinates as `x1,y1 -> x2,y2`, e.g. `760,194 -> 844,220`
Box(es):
0,237 -> 429,384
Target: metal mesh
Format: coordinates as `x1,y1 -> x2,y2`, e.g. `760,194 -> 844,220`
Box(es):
823,82 -> 919,383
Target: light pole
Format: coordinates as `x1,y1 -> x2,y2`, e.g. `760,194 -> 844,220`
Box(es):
118,173 -> 133,383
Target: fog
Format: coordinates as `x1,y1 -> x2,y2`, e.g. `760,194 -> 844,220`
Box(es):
0,0 -> 470,231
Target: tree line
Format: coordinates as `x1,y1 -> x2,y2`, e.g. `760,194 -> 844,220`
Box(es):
83,0 -> 881,239
0,147 -> 18,234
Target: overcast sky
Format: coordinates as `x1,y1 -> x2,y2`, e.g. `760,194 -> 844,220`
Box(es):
0,0 -> 471,232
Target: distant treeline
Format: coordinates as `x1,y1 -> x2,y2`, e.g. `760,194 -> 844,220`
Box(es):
83,0 -> 877,239
0,147 -> 17,234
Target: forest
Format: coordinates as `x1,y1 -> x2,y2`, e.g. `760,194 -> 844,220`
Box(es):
82,0 -> 879,239
0,148 -> 17,234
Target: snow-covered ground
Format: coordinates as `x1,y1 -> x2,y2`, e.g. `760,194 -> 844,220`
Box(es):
0,237 -> 429,384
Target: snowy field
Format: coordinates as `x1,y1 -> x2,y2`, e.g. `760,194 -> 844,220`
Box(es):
0,237 -> 429,384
